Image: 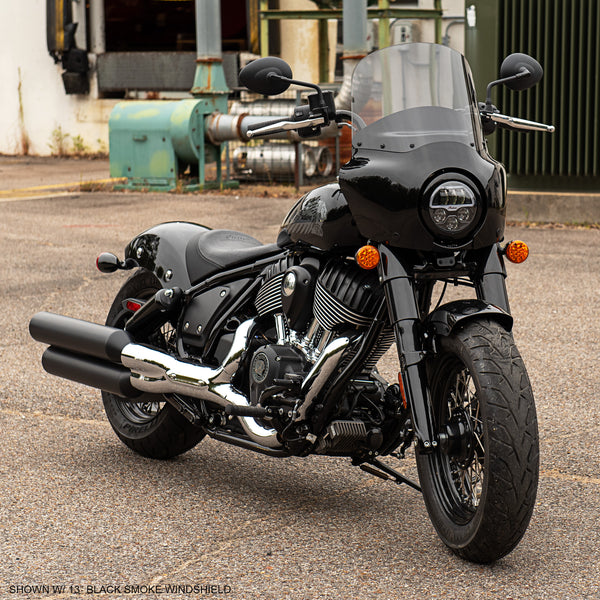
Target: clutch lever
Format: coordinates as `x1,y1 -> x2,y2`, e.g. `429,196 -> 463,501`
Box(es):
247,116 -> 325,138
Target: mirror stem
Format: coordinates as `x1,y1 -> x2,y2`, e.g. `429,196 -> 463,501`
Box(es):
267,73 -> 325,104
484,68 -> 530,109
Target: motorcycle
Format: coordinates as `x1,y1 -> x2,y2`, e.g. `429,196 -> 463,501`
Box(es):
29,43 -> 554,563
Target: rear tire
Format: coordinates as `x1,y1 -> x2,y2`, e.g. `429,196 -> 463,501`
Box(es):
416,319 -> 539,563
101,270 -> 205,459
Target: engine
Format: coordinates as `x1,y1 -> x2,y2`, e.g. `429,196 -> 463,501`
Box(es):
255,257 -> 393,367
250,256 -> 397,454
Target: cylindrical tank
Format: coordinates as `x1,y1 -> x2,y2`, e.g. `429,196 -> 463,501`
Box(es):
233,144 -> 317,179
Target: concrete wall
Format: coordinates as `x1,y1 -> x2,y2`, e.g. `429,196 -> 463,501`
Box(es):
0,0 -> 113,156
418,0 -> 465,51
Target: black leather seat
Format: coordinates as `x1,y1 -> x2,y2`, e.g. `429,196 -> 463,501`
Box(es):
185,229 -> 281,284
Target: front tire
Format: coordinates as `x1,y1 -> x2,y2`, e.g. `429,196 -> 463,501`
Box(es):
416,319 -> 539,563
102,269 -> 206,459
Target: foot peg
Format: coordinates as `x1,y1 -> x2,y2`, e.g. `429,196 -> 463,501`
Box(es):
224,405 -> 271,418
357,458 -> 421,492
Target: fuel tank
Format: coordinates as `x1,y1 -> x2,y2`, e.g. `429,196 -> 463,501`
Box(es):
279,183 -> 366,251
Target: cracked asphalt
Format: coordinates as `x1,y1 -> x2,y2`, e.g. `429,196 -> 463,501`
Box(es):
0,170 -> 599,599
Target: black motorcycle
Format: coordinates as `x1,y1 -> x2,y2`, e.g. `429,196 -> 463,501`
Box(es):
30,43 -> 554,563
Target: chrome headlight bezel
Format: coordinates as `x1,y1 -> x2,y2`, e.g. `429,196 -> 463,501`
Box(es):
423,178 -> 482,241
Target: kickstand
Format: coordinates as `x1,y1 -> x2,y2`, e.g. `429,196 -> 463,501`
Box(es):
355,458 -> 422,492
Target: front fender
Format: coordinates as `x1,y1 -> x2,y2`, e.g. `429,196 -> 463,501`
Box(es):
125,221 -> 210,289
426,299 -> 513,337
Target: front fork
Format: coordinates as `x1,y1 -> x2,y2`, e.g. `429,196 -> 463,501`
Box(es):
378,245 -> 436,451
377,244 -> 509,451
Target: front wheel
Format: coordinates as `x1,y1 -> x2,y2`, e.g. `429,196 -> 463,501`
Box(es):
416,319 -> 539,563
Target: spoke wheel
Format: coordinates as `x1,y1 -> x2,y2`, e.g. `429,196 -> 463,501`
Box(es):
432,360 -> 484,524
416,319 -> 539,563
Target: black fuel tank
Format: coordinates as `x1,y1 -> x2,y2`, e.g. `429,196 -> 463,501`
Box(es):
279,183 -> 366,251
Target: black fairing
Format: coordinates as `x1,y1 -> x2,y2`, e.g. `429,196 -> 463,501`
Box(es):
279,182 -> 366,251
339,142 -> 506,251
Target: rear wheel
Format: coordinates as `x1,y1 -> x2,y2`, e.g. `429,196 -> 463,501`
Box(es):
416,319 -> 539,563
102,269 -> 205,459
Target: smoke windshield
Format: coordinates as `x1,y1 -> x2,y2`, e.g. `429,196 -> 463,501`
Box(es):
351,43 -> 479,152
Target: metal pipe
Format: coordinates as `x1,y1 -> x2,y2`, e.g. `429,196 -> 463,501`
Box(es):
229,100 -> 297,117
123,321 -> 354,447
195,0 -> 222,59
343,0 -> 368,56
206,113 -> 291,143
206,112 -> 339,144
89,0 -> 105,54
122,319 -> 282,448
336,0 -> 368,111
30,312 -> 134,363
232,144 -> 318,179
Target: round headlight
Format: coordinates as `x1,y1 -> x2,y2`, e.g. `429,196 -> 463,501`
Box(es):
428,181 -> 477,235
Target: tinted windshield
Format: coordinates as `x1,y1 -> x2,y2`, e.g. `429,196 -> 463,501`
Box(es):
352,43 -> 479,152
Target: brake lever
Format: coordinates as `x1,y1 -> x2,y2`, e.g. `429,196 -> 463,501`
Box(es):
246,116 -> 326,138
482,111 -> 555,133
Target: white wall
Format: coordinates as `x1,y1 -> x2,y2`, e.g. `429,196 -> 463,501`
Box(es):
0,0 -> 112,156
418,0 -> 465,51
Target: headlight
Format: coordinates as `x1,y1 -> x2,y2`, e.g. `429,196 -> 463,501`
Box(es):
428,181 -> 477,235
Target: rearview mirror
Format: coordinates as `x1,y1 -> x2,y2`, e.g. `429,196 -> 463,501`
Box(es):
500,53 -> 543,91
239,57 -> 293,96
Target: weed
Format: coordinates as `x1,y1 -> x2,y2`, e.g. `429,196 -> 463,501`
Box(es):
49,126 -> 70,156
72,135 -> 89,155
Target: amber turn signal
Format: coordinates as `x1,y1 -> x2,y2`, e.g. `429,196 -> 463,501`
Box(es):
355,245 -> 381,270
505,240 -> 529,264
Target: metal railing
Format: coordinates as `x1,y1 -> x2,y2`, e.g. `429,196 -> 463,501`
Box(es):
259,0 -> 443,82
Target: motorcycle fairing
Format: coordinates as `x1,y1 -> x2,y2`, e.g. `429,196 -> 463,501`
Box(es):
339,142 -> 505,251
339,43 -> 507,251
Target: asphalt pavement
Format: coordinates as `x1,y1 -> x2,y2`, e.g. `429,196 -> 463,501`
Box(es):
0,158 -> 599,600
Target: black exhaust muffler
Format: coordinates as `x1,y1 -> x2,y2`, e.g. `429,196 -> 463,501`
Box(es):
42,347 -> 141,398
30,311 -> 140,398
30,312 -> 134,362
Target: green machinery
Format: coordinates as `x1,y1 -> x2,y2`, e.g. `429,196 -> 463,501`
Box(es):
108,0 -> 233,191
109,94 -> 227,192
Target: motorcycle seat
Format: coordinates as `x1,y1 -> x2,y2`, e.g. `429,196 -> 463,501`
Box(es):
185,229 -> 281,284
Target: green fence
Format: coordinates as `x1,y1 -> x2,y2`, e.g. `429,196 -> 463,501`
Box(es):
465,0 -> 600,191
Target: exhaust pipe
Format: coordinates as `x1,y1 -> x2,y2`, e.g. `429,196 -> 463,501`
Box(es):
30,312 -> 134,362
30,313 -> 351,450
42,346 -> 140,398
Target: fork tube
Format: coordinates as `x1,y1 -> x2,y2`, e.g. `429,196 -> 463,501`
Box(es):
476,243 -> 510,313
378,245 -> 436,451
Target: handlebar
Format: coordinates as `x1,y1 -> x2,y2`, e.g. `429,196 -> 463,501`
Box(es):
245,109 -> 361,139
480,110 -> 555,133
246,116 -> 326,139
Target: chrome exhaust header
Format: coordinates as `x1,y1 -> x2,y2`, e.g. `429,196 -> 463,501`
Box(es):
121,319 -> 351,449
121,319 -> 285,448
